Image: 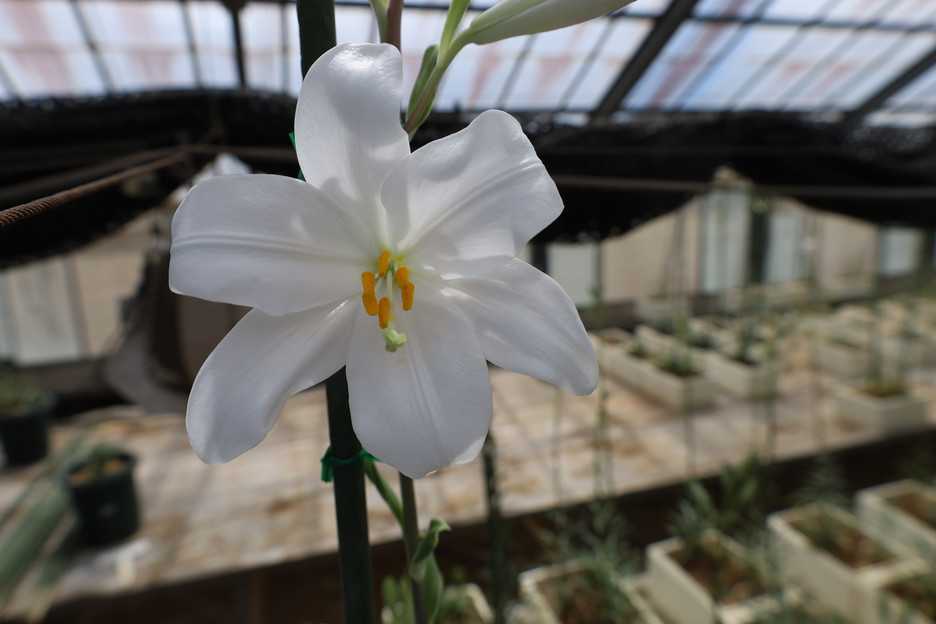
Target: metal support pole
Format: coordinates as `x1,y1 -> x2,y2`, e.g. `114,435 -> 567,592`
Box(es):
296,2 -> 375,622
228,0 -> 248,88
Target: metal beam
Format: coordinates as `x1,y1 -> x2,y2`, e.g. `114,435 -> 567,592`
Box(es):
180,0 -> 202,87
591,0 -> 699,122
69,0 -> 113,92
844,44 -> 936,125
225,0 -> 249,89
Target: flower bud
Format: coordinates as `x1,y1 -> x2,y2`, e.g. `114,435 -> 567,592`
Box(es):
464,0 -> 636,45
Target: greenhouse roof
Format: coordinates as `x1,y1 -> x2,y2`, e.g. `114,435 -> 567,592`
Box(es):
3,0 -> 936,126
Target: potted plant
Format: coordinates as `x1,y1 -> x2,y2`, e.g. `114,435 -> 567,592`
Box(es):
521,559 -> 660,624
644,530 -> 792,624
876,573 -> 936,624
706,320 -> 777,400
768,504 -> 924,624
834,378 -> 928,434
643,352 -> 715,411
644,460 -> 793,624
818,335 -> 871,378
602,336 -> 653,391
382,570 -> 494,624
636,321 -> 677,357
859,480 -> 936,561
0,368 -> 55,467
66,444 -> 140,546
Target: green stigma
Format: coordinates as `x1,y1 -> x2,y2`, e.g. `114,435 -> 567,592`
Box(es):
383,328 -> 408,352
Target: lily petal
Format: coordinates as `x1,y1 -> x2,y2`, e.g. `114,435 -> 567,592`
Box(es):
347,295 -> 492,478
437,257 -> 597,395
187,300 -> 356,463
295,43 -> 410,248
381,109 -> 562,261
170,174 -> 368,316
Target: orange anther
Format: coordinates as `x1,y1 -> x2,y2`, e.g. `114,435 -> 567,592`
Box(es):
395,266 -> 410,288
378,297 -> 392,329
361,272 -> 376,295
402,282 -> 415,311
362,292 -> 378,316
377,250 -> 392,276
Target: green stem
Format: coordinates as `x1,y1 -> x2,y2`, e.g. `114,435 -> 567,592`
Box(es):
297,3 -> 375,622
364,460 -> 404,526
400,474 -> 428,624
404,37 -> 465,136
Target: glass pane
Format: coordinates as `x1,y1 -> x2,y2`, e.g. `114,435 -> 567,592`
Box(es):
187,1 -> 237,88
681,24 -> 799,109
764,0 -> 830,21
889,65 -> 936,109
694,0 -> 765,18
733,27 -> 852,110
566,18 -> 652,110
782,30 -> 902,109
503,19 -> 607,110
437,23 -> 530,110
0,0 -> 104,96
626,21 -> 740,109
242,3 -> 283,91
879,0 -> 936,27
82,0 -> 194,90
830,32 -> 935,109
823,0 -> 890,24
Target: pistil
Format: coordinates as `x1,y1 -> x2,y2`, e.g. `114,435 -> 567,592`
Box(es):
361,249 -> 416,352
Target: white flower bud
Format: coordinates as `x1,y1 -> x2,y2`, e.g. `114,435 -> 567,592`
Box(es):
464,0 -> 636,45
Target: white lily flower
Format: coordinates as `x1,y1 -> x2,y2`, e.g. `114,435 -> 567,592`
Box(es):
169,43 -> 597,479
464,0 -> 636,45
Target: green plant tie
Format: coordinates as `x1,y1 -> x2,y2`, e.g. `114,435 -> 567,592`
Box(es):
320,446 -> 377,483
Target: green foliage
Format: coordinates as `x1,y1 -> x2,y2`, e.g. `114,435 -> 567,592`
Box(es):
364,462 -> 451,622
879,574 -> 936,623
540,502 -> 638,622
656,353 -> 698,378
410,518 -> 450,582
793,456 -> 848,510
627,340 -> 648,359
861,379 -> 908,399
898,443 -> 936,485
383,573 -> 481,624
406,46 -> 439,120
0,368 -> 52,417
733,318 -> 761,365
669,455 -> 767,554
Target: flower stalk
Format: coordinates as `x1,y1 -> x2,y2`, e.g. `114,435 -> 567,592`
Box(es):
400,474 -> 429,624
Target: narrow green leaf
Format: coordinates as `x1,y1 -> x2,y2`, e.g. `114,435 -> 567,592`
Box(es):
422,557 -> 445,624
364,460 -> 404,527
409,518 -> 450,582
440,0 -> 471,51
406,45 -> 439,122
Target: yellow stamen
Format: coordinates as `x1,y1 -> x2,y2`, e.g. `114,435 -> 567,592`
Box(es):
361,271 -> 376,295
378,297 -> 392,329
377,250 -> 391,276
362,293 -> 378,316
395,266 -> 410,288
402,282 -> 415,311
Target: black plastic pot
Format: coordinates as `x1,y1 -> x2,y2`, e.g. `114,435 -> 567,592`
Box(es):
66,452 -> 140,546
0,402 -> 51,466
